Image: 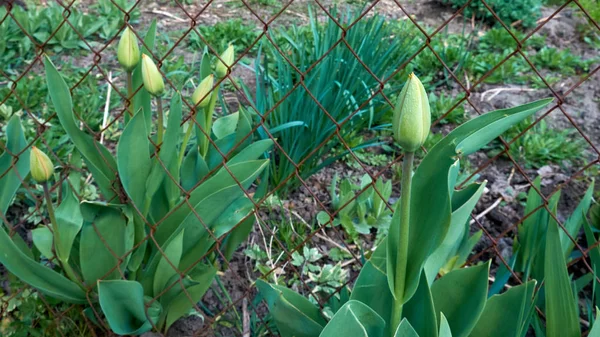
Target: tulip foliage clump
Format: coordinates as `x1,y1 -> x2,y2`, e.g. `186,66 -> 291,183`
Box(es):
258,75 -> 600,337
0,21 -> 271,335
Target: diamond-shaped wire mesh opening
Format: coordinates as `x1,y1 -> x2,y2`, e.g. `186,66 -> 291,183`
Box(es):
1,0 -> 600,335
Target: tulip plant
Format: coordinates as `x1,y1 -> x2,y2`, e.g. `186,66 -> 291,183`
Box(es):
0,21 -> 270,335
256,74 -> 600,337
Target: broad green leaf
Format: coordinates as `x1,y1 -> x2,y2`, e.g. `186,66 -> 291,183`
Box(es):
545,211 -> 581,337
146,93 -> 182,212
55,189 -> 83,262
404,271 -> 437,337
393,319 -> 420,337
180,149 -> 209,191
179,196 -> 254,269
220,215 -> 255,261
351,240 -> 394,336
256,279 -> 326,337
163,263 -> 217,330
0,224 -> 86,303
44,56 -> 118,200
154,230 -> 184,297
98,280 -> 161,335
0,116 -> 32,255
32,226 -> 54,259
118,108 -> 151,213
425,181 -> 486,283
80,203 -> 132,285
560,181 -> 594,257
319,300 -> 385,337
432,262 -> 490,337
515,176 -> 544,273
0,116 -> 29,220
439,314 -> 452,337
155,160 -> 269,247
388,98 -> 552,304
213,111 -> 239,139
470,281 -> 536,337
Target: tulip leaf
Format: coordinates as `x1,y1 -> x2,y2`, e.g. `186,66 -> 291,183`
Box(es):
118,107 -> 151,213
425,180 -> 486,283
213,111 -> 239,139
0,116 -> 32,255
154,229 -> 184,297
80,203 -> 132,285
319,300 -> 385,337
32,226 -> 54,259
350,240 -> 394,335
256,279 -> 326,337
0,223 -> 86,303
388,98 -> 552,304
403,271 -> 438,337
583,215 -> 600,307
431,262 -> 490,337
393,319 -> 420,337
155,159 -> 270,247
220,215 -> 256,261
544,209 -> 581,337
55,189 -> 84,262
163,263 -> 217,330
146,93 -> 182,212
44,56 -> 119,200
470,281 -> 537,337
98,279 -> 161,336
439,314 -> 452,337
180,149 -> 209,191
0,116 -> 29,222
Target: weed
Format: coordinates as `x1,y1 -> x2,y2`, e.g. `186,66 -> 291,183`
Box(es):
189,19 -> 260,56
429,91 -> 467,124
488,117 -> 587,168
441,0 -> 543,28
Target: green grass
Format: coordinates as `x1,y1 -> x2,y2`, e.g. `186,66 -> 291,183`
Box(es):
188,19 -> 260,56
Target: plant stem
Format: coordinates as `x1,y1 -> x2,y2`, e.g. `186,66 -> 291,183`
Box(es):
157,97 -> 164,146
43,183 -> 82,289
178,108 -> 196,166
390,151 -> 414,335
126,71 -> 133,119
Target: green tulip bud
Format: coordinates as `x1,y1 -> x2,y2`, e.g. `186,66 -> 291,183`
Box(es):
117,27 -> 140,72
141,54 -> 165,97
215,44 -> 235,78
30,146 -> 54,183
192,74 -> 214,108
392,73 -> 431,152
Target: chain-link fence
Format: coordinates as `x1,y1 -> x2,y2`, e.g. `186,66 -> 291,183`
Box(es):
1,0 -> 599,336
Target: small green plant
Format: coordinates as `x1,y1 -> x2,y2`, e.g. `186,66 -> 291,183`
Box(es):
441,0 -> 543,28
317,174 -> 392,243
429,92 -> 467,125
488,117 -> 587,168
189,19 -> 260,56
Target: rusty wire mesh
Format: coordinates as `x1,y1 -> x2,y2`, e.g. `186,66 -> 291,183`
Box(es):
1,0 -> 599,335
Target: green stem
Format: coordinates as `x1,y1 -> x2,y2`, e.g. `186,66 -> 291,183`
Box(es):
390,151 -> 414,335
126,71 -> 133,118
178,108 -> 196,166
43,183 -> 83,289
201,84 -> 220,157
157,97 -> 164,146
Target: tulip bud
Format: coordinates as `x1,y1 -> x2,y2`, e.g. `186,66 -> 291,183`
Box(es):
30,146 -> 54,183
192,74 -> 214,108
141,54 -> 165,97
392,73 -> 431,152
117,27 -> 140,72
215,44 -> 235,78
